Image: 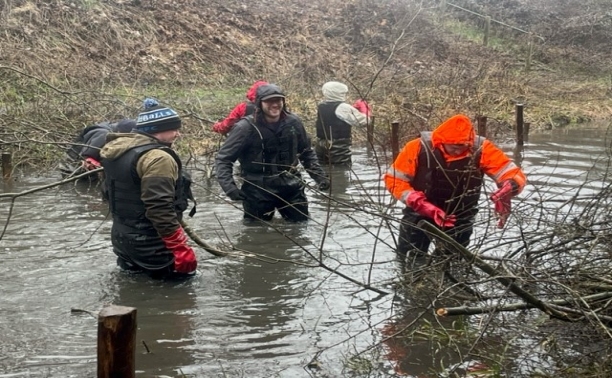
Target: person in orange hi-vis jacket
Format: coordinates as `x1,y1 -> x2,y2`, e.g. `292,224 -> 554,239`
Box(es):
384,114 -> 526,265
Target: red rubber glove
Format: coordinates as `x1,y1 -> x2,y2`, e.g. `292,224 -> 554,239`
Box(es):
353,99 -> 372,117
490,181 -> 514,229
83,157 -> 101,170
161,227 -> 198,273
212,121 -> 224,134
406,191 -> 456,228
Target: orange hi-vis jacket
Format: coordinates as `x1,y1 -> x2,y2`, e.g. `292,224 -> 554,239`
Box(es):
384,114 -> 527,206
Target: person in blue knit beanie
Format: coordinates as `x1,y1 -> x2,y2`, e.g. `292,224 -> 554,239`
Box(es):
100,98 -> 198,279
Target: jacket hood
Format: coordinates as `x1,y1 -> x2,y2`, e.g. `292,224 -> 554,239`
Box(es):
101,133 -> 159,161
431,114 -> 475,150
321,81 -> 348,102
112,119 -> 136,133
246,80 -> 268,102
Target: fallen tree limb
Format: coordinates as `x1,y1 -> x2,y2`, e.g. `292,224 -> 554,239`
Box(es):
437,291 -> 612,318
0,168 -> 102,199
180,219 -> 230,257
418,220 -> 573,321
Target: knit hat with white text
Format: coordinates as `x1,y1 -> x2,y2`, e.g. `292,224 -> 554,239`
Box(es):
135,105 -> 181,133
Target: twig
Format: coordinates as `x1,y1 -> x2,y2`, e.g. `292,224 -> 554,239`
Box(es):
70,308 -> 98,319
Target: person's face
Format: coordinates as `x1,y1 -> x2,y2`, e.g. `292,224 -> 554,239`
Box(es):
154,129 -> 181,144
261,97 -> 284,121
443,143 -> 470,156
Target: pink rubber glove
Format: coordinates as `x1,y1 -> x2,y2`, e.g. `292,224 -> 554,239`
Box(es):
490,181 -> 514,228
353,99 -> 372,117
161,227 -> 198,273
406,191 -> 456,228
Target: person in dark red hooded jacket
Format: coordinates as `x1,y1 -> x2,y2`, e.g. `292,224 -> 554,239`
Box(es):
384,114 -> 527,265
212,80 -> 269,135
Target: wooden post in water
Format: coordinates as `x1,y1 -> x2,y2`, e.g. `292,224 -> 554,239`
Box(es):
366,116 -> 375,151
515,104 -> 524,147
2,152 -> 12,180
98,305 -> 137,378
477,116 -> 487,137
523,122 -> 530,143
391,121 -> 400,162
483,16 -> 491,46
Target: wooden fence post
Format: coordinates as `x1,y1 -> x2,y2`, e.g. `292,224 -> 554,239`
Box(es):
483,16 -> 491,46
391,121 -> 400,162
477,116 -> 487,137
2,152 -> 12,180
98,305 -> 137,378
515,104 -> 524,147
525,33 -> 533,72
366,116 -> 375,151
523,122 -> 530,143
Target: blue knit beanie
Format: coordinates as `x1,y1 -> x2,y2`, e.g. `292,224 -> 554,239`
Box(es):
136,104 -> 181,133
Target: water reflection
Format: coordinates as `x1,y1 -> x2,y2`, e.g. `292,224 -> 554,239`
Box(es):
186,223 -> 313,377
325,165 -> 352,197
224,223 -> 309,344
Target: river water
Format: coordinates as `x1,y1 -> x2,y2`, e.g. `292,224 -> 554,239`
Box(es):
0,126 -> 610,377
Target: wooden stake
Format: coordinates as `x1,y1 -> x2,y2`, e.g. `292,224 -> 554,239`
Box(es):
366,116 -> 375,151
477,116 -> 487,137
483,16 -> 491,46
516,104 -> 524,147
2,152 -> 12,180
525,33 -> 533,72
391,121 -> 400,161
98,305 -> 137,378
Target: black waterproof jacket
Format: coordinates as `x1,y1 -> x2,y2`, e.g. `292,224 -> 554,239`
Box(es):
215,84 -> 327,195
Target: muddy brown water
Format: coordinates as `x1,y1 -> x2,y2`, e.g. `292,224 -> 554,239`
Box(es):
1,126 -> 610,377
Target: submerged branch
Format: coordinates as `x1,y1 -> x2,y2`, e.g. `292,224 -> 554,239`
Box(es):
437,291 -> 612,318
0,168 -> 102,199
180,219 -> 230,257
419,220 -> 573,321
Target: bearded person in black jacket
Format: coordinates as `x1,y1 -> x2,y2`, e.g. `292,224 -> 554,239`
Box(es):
215,83 -> 330,222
